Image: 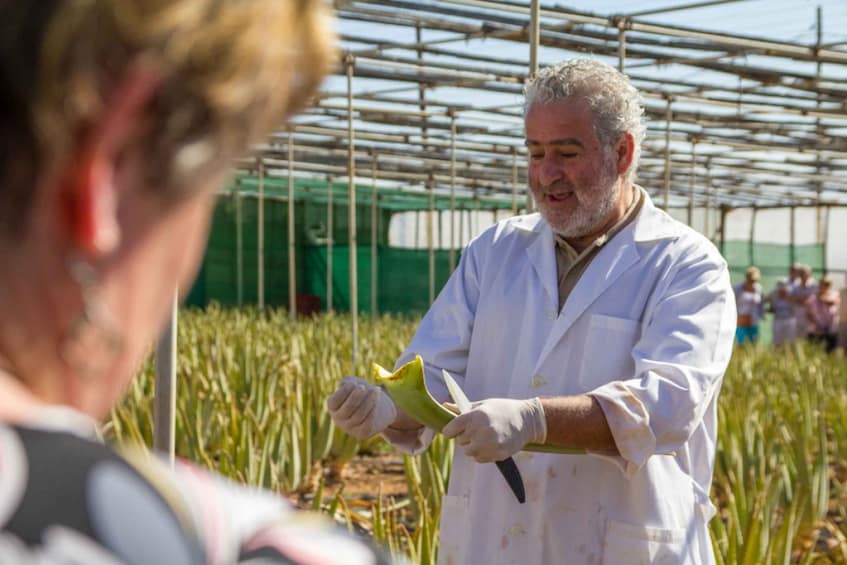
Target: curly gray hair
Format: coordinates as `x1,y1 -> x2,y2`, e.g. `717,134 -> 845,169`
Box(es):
524,59 -> 646,183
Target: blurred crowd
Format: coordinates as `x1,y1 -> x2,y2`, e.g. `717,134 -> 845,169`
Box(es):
733,263 -> 842,352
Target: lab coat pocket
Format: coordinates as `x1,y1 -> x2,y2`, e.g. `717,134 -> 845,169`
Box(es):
438,495 -> 470,564
579,314 -> 639,390
602,519 -> 686,565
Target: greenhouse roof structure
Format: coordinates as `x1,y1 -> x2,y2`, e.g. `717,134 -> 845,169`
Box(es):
234,0 -> 847,211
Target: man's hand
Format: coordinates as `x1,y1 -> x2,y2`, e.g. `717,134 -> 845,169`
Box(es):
441,398 -> 546,463
326,377 -> 398,441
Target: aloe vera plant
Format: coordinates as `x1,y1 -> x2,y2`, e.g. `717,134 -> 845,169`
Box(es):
375,355 -> 613,455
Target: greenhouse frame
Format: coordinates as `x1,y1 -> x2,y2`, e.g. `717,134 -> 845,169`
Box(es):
156,0 -> 847,454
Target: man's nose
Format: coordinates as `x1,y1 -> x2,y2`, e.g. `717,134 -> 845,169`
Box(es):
537,159 -> 564,187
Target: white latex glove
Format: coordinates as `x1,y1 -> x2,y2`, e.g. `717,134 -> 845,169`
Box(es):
326,377 -> 398,441
441,397 -> 547,463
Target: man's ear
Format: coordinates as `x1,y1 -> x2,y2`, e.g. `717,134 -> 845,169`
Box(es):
614,132 -> 635,177
59,66 -> 160,258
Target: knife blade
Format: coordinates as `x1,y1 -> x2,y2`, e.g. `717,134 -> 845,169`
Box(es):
441,369 -> 526,504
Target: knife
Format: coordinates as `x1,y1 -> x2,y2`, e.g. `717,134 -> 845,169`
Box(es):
441,369 -> 526,504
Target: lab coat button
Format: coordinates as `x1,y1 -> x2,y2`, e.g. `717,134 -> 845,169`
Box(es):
546,311 -> 557,320
531,374 -> 547,389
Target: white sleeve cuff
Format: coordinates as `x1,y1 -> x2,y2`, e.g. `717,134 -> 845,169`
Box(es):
380,426 -> 436,456
589,382 -> 657,479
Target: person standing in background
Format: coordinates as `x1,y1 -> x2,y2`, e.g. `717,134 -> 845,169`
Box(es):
767,278 -> 797,346
806,276 -> 841,353
734,266 -> 764,345
789,263 -> 803,288
792,264 -> 818,339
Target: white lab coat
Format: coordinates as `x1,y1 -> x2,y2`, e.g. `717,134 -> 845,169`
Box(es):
392,189 -> 736,565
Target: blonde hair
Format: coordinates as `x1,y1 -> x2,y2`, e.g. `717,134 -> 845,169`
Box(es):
0,0 -> 334,235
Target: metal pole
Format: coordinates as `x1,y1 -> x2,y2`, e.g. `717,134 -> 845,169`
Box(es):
257,160 -> 265,309
705,163 -> 713,239
235,191 -> 243,306
617,19 -> 627,72
815,5 -> 824,244
437,197 -> 443,252
663,97 -> 672,211
449,115 -> 457,272
789,205 -> 796,269
529,0 -> 540,78
327,176 -> 333,313
688,140 -> 696,227
719,206 -> 727,255
511,147 -> 519,216
370,156 -> 378,317
416,24 -> 428,150
458,203 -> 465,249
427,178 -> 435,305
346,54 -> 359,371
154,291 -> 178,465
526,0 -> 540,215
823,205 -> 830,274
815,186 -> 824,243
287,132 -> 296,320
750,207 -> 758,268
476,197 -> 482,236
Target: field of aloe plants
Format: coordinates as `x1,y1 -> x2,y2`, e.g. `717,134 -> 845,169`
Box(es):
108,306 -> 846,564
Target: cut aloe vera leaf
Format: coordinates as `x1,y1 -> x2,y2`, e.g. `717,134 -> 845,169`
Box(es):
373,355 -> 588,455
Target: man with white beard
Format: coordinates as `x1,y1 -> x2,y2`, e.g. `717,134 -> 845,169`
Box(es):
328,59 -> 736,564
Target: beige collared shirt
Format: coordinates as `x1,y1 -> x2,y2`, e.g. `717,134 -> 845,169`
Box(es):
554,186 -> 644,312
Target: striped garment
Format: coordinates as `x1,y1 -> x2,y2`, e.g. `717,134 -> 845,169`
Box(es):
0,410 -> 391,565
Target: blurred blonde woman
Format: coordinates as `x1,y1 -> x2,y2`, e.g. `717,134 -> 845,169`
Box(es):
0,2 -> 386,564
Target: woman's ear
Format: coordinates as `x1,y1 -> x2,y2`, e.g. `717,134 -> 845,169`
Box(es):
61,147 -> 120,257
58,66 -> 160,258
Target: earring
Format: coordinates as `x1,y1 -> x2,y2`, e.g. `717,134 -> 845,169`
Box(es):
60,258 -> 125,381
